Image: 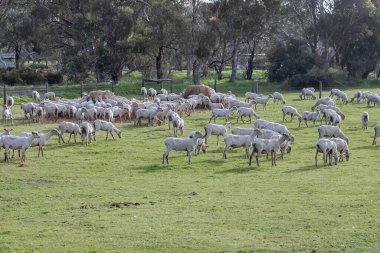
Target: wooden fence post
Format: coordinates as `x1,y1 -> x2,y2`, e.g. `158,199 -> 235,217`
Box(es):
3,85 -> 6,105
45,82 -> 48,93
80,81 -> 84,97
319,81 -> 322,99
214,77 -> 217,92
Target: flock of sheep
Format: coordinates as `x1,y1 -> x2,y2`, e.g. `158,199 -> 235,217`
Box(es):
1,85 -> 380,167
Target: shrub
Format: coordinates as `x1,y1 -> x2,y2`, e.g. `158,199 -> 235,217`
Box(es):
1,70 -> 23,86
19,69 -> 46,85
45,72 -> 63,84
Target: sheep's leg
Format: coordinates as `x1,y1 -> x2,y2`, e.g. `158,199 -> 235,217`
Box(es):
188,151 -> 192,165
68,133 -> 72,143
274,151 -> 277,166
249,115 -> 251,123
245,146 -> 249,159
315,149 -> 318,167
222,146 -> 228,159
256,154 -> 260,166
209,116 -> 213,123
38,147 -> 41,158
290,115 -> 293,122
217,135 -> 220,145
323,152 -> 327,167
106,132 -> 109,140
110,132 -> 115,140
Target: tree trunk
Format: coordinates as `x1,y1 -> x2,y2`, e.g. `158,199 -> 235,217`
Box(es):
15,43 -> 21,70
186,53 -> 191,79
361,68 -> 374,79
245,48 -> 255,80
216,63 -> 223,80
229,40 -> 238,83
193,60 -> 203,85
156,46 -> 164,80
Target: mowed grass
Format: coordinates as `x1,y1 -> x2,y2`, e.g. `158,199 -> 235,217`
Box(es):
1,88 -> 380,252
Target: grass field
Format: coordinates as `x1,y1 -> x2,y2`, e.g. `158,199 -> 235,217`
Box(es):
1,85 -> 380,252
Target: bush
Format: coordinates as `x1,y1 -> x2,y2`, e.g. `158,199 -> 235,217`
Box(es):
45,72 -> 63,84
19,69 -> 46,85
1,70 -> 23,86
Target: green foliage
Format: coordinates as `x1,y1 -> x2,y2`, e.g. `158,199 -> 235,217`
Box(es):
19,69 -> 46,85
0,70 -> 23,86
45,72 -> 63,85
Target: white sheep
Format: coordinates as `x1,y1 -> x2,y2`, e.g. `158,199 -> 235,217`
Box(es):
236,107 -> 259,123
6,96 -> 14,112
148,88 -> 157,100
20,102 -> 36,120
282,106 -> 299,122
222,134 -> 255,159
2,131 -> 40,164
93,119 -> 122,140
19,129 -> 60,157
318,125 -> 349,144
231,127 -> 262,137
299,88 -> 316,100
312,97 -> 335,111
172,115 -> 184,136
81,121 -> 95,146
315,139 -> 339,167
141,87 -> 148,101
209,102 -> 224,110
254,119 -> 290,135
32,90 -> 41,103
298,111 -> 320,127
160,88 -> 168,95
135,107 -> 163,126
273,92 -> 286,104
361,112 -> 369,129
244,92 -> 262,103
373,124 -> 380,145
209,107 -> 236,123
249,133 -> 292,166
44,91 -> 56,100
253,95 -> 273,110
188,131 -> 208,155
58,121 -> 82,143
2,105 -> 12,124
336,91 -> 349,104
330,138 -> 350,162
162,131 -> 204,165
350,91 -> 362,103
204,122 -> 231,145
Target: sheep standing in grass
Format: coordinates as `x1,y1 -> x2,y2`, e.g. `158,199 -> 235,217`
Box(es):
330,138 -> 350,162
81,121 -> 95,146
244,92 -> 262,103
222,134 -> 256,159
315,139 -> 339,167
361,112 -> 369,129
162,131 -> 204,165
273,92 -> 286,104
2,132 -> 40,164
6,96 -> 14,112
298,111 -> 320,127
318,125 -> 349,144
32,90 -> 40,103
20,129 -> 60,157
231,127 -> 262,137
188,131 -> 208,155
93,119 -> 122,140
204,122 -> 231,145
254,119 -> 290,135
373,124 -> 380,144
249,133 -> 292,166
236,107 -> 259,123
299,88 -> 316,100
312,97 -> 335,111
148,88 -> 157,100
44,92 -> 56,100
58,121 -> 82,143
209,107 -> 236,123
2,105 -> 12,124
135,107 -> 163,126
253,95 -> 273,110
350,91 -> 362,103
282,106 -> 299,122
172,115 -> 184,136
141,87 -> 148,101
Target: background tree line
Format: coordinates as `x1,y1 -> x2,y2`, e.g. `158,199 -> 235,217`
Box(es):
1,0 -> 380,87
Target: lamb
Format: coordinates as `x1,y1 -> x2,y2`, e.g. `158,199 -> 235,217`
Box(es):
253,95 -> 273,110
32,90 -> 41,103
58,121 -> 82,143
135,107 -> 163,126
315,139 -> 339,167
2,131 -> 40,164
311,97 -> 335,111
299,88 -> 316,100
273,92 -> 286,104
172,115 -> 184,136
2,105 -> 12,124
188,131 -> 208,155
372,124 -> 380,145
6,96 -> 14,112
204,122 -> 231,145
298,111 -> 320,127
222,134 -> 256,159
236,107 -> 259,123
19,129 -> 60,157
249,133 -> 292,166
318,125 -> 349,144
162,131 -> 204,164
141,87 -> 148,101
81,121 -> 95,146
244,92 -> 262,103
44,91 -> 56,100
361,112 -> 369,129
282,106 -> 299,122
209,107 -> 237,123
93,119 -> 122,140
166,110 -> 180,130
330,138 -> 350,162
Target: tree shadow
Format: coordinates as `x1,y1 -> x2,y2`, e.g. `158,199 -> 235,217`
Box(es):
282,164 -> 322,173
215,165 -> 261,174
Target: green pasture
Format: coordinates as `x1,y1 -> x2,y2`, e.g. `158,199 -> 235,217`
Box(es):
1,86 -> 380,252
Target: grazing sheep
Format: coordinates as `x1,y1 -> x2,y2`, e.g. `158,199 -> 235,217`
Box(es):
330,138 -> 350,162
282,106 -> 299,122
254,119 -> 290,135
236,107 -> 259,123
373,124 -> 380,145
273,92 -> 286,104
204,122 -> 231,145
322,109 -> 340,126
336,90 -> 349,104
253,95 -> 273,110
19,129 -> 60,157
2,131 -> 40,164
162,131 -> 204,165
361,112 -> 369,129
188,131 -> 208,155
141,87 -> 148,101
183,85 -> 212,98
350,91 -> 362,103
318,125 -> 349,144
329,88 -> 341,98
135,107 -> 163,126
172,115 -> 184,136
315,139 -> 339,167
32,90 -> 41,103
81,121 -> 95,146
209,107 -> 236,123
222,134 -> 256,159
44,91 -> 56,100
299,88 -> 316,100
249,133 -> 292,166
298,111 -> 320,127
20,103 -> 36,120
58,121 -> 82,143
93,119 -> 122,140
209,102 -> 224,110
312,97 -> 335,111
2,105 -> 12,124
244,92 -> 262,103
231,127 -> 262,137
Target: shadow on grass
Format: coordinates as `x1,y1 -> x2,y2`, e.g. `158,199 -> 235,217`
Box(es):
215,165 -> 261,174
283,164 -> 320,173
351,144 -> 377,150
